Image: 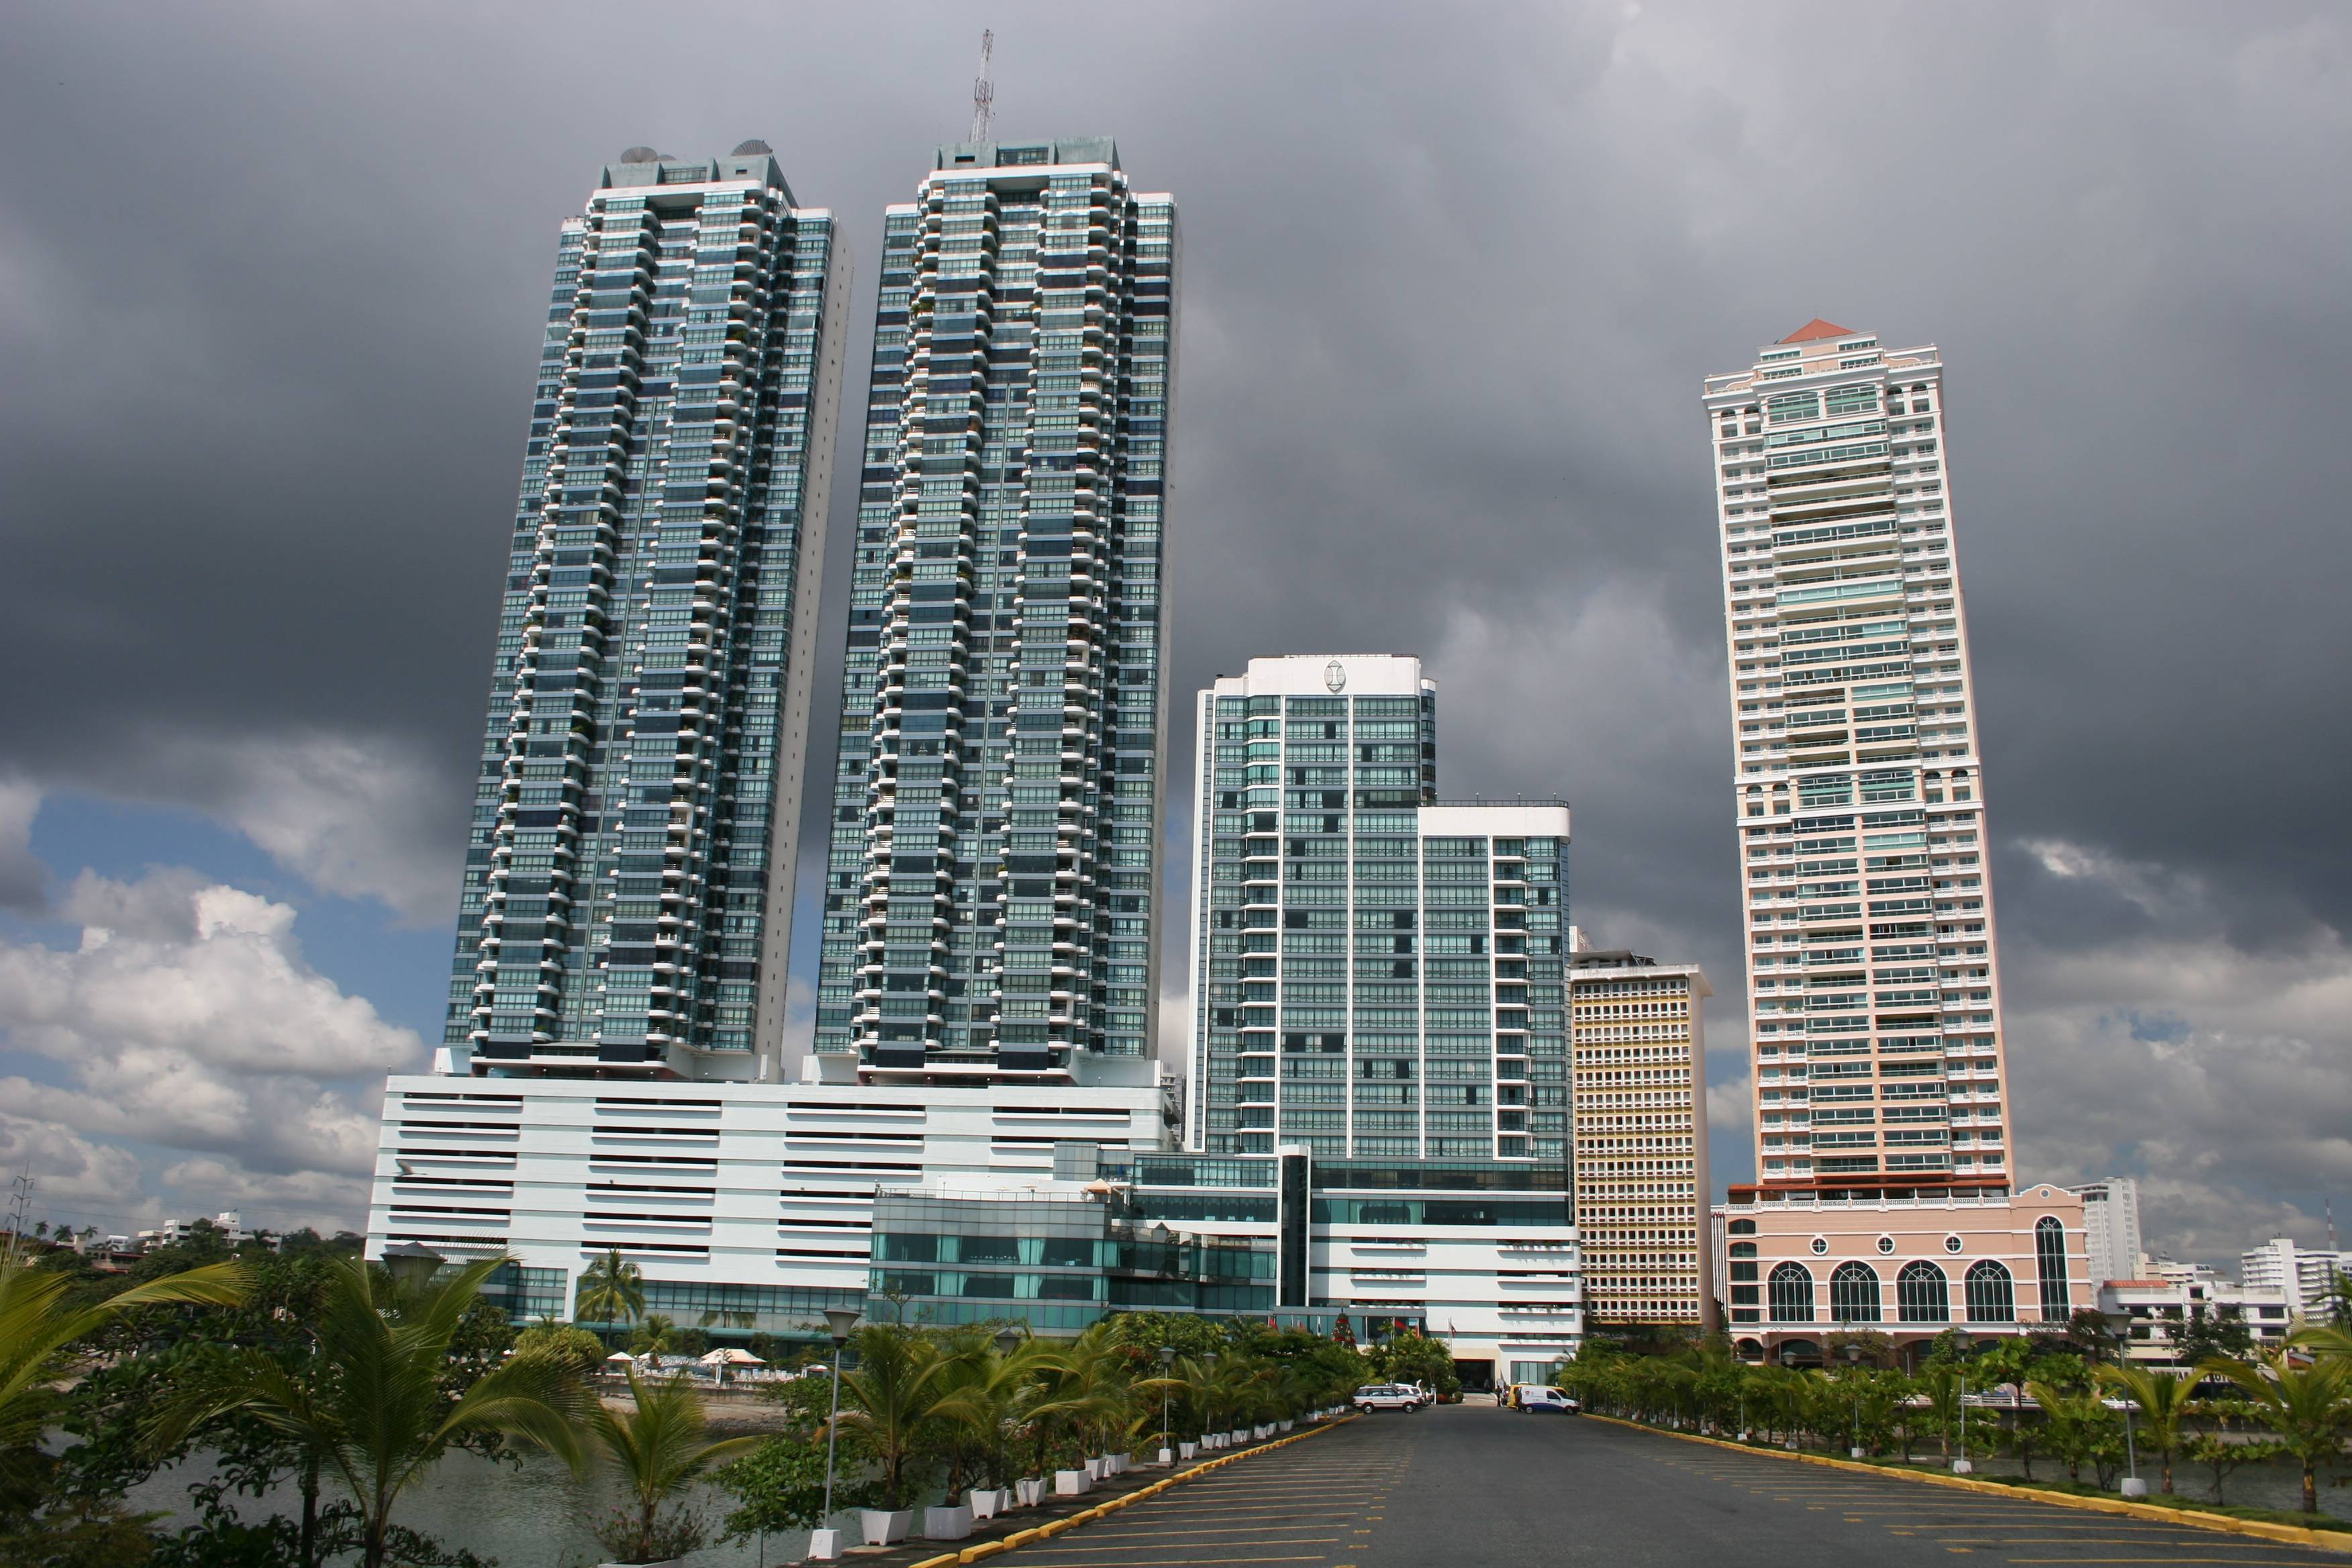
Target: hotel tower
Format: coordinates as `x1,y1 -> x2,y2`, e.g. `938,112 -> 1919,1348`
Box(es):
1703,322 -> 2010,1200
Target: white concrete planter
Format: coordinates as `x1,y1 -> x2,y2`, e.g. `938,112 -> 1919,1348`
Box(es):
1230,1428 -> 1249,1444
1107,1452 -> 1130,1474
1083,1456 -> 1104,1480
922,1504 -> 973,1541
1016,1477 -> 1044,1507
1279,1420 -> 1293,1432
860,1508 -> 912,1546
807,1527 -> 844,1561
1157,1447 -> 1173,1467
1179,1440 -> 1198,1459
970,1487 -> 1006,1519
1054,1469 -> 1090,1497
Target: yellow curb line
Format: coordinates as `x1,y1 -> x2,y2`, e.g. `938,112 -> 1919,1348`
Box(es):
1584,1412 -> 2352,1556
903,1416 -> 1359,1568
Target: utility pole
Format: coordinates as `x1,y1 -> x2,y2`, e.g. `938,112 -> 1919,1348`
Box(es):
3,1166 -> 33,1264
970,29 -> 995,143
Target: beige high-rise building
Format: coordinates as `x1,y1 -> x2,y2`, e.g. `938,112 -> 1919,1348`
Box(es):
1569,936 -> 1714,1331
1704,320 -> 2010,1203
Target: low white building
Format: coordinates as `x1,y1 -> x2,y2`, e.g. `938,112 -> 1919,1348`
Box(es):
2239,1236 -> 2352,1321
2097,1271 -> 2292,1362
366,1060 -> 1580,1377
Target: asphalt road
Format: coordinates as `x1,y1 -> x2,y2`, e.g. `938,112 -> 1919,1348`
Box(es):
1004,1406 -> 2345,1568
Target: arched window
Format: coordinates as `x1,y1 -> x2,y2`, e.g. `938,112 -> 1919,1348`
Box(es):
1830,1261 -> 1882,1322
2035,1217 -> 2070,1319
1729,1218 -> 1757,1236
1769,1262 -> 1815,1322
1898,1261 -> 1950,1323
1965,1260 -> 2014,1323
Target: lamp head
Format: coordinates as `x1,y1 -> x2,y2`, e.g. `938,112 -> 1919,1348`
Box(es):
1158,1344 -> 1177,1367
824,1307 -> 862,1345
995,1326 -> 1023,1357
1841,1343 -> 1865,1365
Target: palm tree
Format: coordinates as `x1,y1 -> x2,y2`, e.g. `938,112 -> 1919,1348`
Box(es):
2096,1363 -> 2195,1493
2202,1349 -> 2350,1512
834,1325 -> 965,1510
160,1253 -> 589,1568
628,1314 -> 681,1361
577,1247 -> 646,1328
1,1255 -> 244,1517
589,1368 -> 762,1563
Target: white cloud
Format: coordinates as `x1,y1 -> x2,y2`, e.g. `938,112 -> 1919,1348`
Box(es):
170,733 -> 462,926
0,1112 -> 150,1228
157,1157 -> 373,1238
2001,837 -> 2352,1263
0,869 -> 422,1184
0,777 -> 44,914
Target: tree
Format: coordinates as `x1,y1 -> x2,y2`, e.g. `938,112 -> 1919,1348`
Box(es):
2201,1348 -> 2349,1512
514,1321 -> 609,1378
2096,1363 -> 2195,1493
2030,1380 -> 2123,1487
156,1254 -> 590,1568
832,1324 -> 966,1509
718,1435 -> 881,1561
2175,1302 -> 2254,1365
628,1314 -> 681,1360
577,1248 -> 646,1328
1364,1330 -> 1459,1400
588,1369 -> 761,1564
2064,1308 -> 2122,1365
0,1255 -> 245,1561
2179,1400 -> 2283,1506
1914,1363 -> 1965,1461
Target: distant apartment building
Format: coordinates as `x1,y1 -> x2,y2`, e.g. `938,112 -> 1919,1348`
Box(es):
2099,1271 -> 2293,1361
2063,1177 -> 2144,1285
1568,938 -> 1714,1332
2241,1235 -> 2352,1320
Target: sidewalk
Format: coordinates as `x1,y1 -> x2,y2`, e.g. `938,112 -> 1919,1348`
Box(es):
797,1421 -> 1351,1568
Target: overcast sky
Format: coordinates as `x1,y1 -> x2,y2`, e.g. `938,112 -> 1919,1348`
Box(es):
1,2 -> 2347,1265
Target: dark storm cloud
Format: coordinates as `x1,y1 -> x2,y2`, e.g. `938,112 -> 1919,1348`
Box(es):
2,2 -> 2347,1255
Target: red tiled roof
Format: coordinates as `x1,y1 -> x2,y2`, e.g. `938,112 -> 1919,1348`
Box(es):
1779,317 -> 1854,344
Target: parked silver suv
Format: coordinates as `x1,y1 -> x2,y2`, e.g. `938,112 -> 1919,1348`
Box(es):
1351,1383 -> 1423,1412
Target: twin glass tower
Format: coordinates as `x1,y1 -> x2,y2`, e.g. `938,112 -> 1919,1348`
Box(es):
443,139 -> 1175,1085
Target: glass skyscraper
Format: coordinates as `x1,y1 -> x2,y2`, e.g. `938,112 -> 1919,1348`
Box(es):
1183,656 -> 1571,1163
1705,320 -> 2010,1198
444,144 -> 850,1079
813,138 -> 1177,1079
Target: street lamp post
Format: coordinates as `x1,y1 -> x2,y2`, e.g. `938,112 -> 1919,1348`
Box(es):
1949,1330 -> 1974,1475
1203,1351 -> 1220,1447
1778,1346 -> 1802,1450
1841,1342 -> 1866,1459
1157,1346 -> 1177,1465
809,1306 -> 861,1561
2119,1398 -> 2146,1498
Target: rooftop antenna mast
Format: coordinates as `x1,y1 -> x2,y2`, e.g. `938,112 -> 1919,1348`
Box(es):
970,30 -> 995,143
